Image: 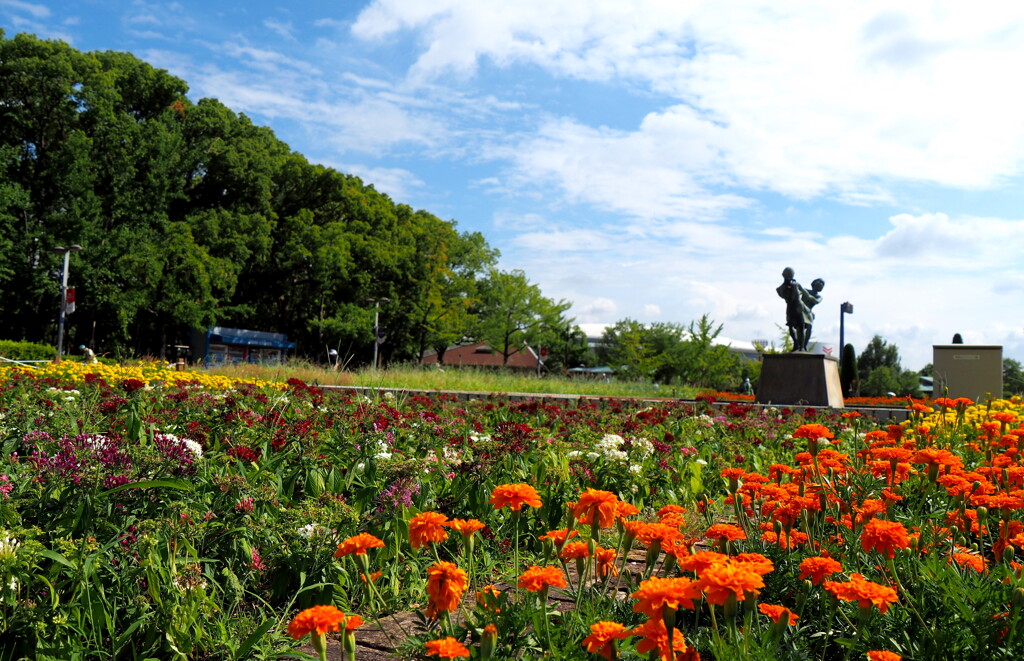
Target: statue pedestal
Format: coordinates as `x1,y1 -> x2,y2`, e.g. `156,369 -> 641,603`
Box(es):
756,353 -> 844,408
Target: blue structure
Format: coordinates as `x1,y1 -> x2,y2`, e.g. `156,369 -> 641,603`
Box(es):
191,327 -> 295,366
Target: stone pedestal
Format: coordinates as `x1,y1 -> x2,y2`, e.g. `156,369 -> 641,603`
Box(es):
756,353 -> 844,408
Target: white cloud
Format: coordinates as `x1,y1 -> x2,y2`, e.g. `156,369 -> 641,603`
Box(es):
0,0 -> 50,19
263,19 -> 296,41
355,0 -> 1024,207
644,304 -> 661,316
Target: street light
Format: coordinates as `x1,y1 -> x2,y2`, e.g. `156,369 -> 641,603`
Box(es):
53,244 -> 83,363
839,301 -> 853,356
367,297 -> 390,369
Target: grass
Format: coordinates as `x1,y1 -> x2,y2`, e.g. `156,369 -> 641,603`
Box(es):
207,360 -> 702,399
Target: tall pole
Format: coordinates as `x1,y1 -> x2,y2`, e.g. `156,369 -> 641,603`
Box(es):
53,245 -> 82,363
839,301 -> 853,356
373,301 -> 380,370
368,297 -> 390,369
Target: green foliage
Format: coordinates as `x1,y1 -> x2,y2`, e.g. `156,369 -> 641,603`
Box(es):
0,32 -> 513,368
1004,358 -> 1024,396
597,314 -> 743,388
840,343 -> 857,396
858,334 -> 902,382
0,339 -> 55,361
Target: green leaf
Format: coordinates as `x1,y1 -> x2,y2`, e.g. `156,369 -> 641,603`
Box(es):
233,617 -> 276,660
102,479 -> 195,495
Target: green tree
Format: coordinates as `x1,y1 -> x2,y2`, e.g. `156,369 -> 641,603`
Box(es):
675,314 -> 742,390
597,319 -> 666,381
476,269 -> 569,367
840,343 -> 858,396
858,335 -> 901,383
1004,358 -> 1024,396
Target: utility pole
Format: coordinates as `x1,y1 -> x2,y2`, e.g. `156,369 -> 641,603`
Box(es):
367,297 -> 390,369
53,245 -> 83,363
839,301 -> 853,355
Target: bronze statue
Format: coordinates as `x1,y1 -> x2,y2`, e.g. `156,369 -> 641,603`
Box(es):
777,267 -> 824,352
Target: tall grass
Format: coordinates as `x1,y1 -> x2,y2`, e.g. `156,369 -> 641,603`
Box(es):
208,360 -> 700,398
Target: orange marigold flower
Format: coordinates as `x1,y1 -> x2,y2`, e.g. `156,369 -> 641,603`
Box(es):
287,604 -> 347,639
594,545 -> 619,579
697,563 -> 765,606
424,636 -> 470,659
720,467 -> 746,481
860,519 -> 910,559
657,504 -> 688,519
615,500 -> 641,519
446,518 -> 485,537
823,573 -> 898,614
572,488 -> 620,528
732,552 -> 774,576
632,576 -> 700,617
799,555 -> 843,585
866,651 -> 901,661
705,523 -> 747,542
539,528 -> 578,545
489,483 -> 542,511
359,571 -> 382,584
582,621 -> 631,660
425,561 -> 468,619
634,522 -> 682,547
758,603 -> 799,625
559,541 -> 591,560
334,532 -> 385,557
476,584 -> 501,611
343,613 -> 364,630
951,552 -> 986,573
792,424 -> 834,440
631,617 -> 687,660
518,565 -> 567,592
409,511 -> 450,550
678,550 -> 730,575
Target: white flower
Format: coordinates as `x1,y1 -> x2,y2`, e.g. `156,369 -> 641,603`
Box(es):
566,450 -> 582,458
297,523 -> 323,539
628,464 -> 643,474
181,438 -> 204,459
695,459 -> 708,466
374,451 -> 392,460
632,437 -> 655,459
0,533 -> 20,560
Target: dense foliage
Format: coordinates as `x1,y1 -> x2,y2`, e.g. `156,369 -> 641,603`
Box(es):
0,31 -> 580,368
1,363 -> 1022,660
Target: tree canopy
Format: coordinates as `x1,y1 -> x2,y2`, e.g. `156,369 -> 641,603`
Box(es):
0,31 -> 585,366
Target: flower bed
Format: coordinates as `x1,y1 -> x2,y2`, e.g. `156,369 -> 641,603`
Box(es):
0,363 -> 1021,659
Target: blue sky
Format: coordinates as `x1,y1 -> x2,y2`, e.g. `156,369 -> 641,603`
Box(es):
5,0 -> 1024,369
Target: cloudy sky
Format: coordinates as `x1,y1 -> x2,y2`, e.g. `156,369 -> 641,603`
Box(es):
5,0 -> 1024,368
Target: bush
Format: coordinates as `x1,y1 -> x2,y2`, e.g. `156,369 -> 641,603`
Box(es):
0,339 -> 55,361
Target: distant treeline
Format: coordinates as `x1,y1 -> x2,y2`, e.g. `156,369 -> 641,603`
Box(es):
0,31 -> 580,367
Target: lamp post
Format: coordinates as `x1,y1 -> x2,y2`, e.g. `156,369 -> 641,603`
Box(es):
367,297 -> 390,369
839,301 -> 853,355
53,244 -> 83,363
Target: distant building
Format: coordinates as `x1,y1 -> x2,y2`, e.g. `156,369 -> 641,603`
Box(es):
421,342 -> 540,370
191,327 -> 295,366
